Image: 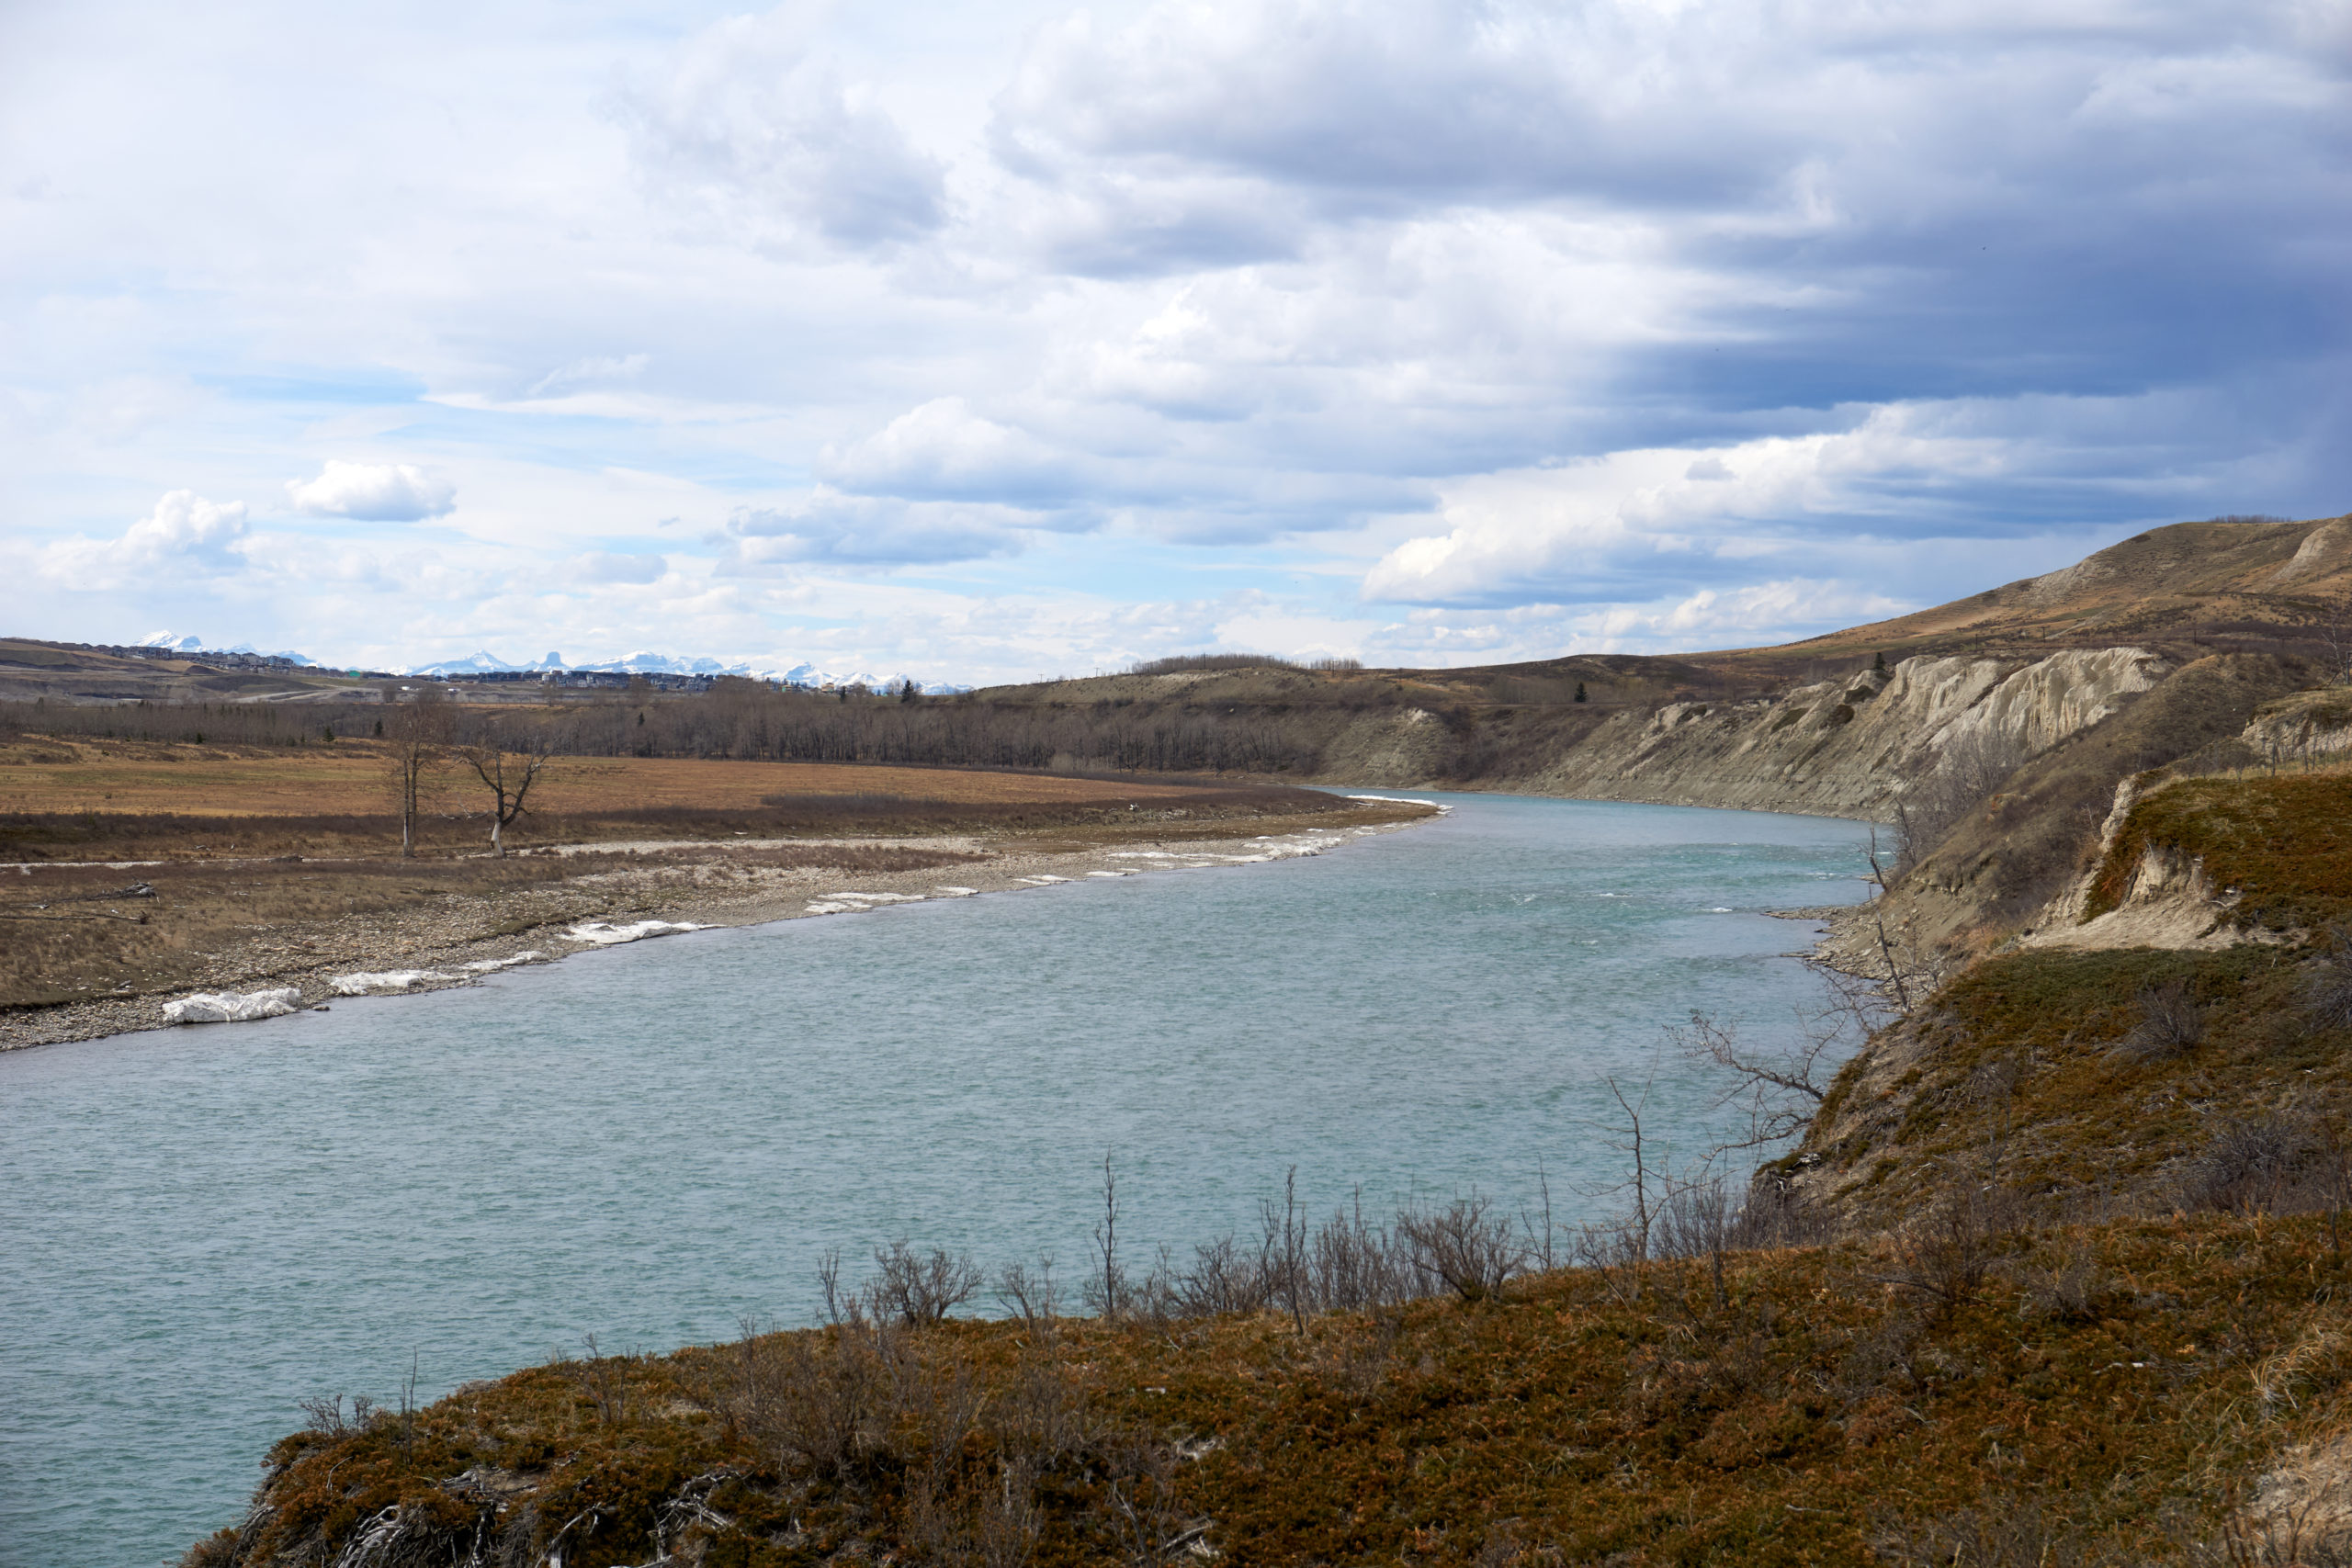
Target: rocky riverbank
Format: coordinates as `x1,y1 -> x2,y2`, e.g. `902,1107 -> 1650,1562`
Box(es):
1,801 -> 1436,1051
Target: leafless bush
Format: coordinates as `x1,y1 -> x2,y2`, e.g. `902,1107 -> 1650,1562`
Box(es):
1167,1232 -> 1279,1318
294,1393 -> 377,1437
1874,1497 -> 2125,1566
573,1336 -> 631,1427
1653,1173 -> 1737,1308
1308,1198 -> 1419,1310
2110,979 -> 2208,1063
2019,1235 -> 2106,1323
1262,1168 -> 1311,1332
1103,1436 -> 1209,1565
722,1311 -> 914,1483
1873,1188 -> 2023,1313
1894,728 -> 2030,876
1729,1180 -> 1833,1252
867,1240 -> 984,1326
994,1256 -> 1060,1331
1397,1194 -> 1526,1303
2183,1115 -> 2320,1214
2302,927 -> 2352,1032
1148,1189 -> 1420,1322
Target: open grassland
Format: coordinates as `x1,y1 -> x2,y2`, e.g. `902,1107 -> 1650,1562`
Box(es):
187,1211 -> 2352,1568
0,737 -> 1295,856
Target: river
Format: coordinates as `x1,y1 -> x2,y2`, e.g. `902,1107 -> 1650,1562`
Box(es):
0,790 -> 1877,1566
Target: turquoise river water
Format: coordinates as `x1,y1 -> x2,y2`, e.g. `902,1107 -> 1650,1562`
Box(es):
0,790 -> 1877,1566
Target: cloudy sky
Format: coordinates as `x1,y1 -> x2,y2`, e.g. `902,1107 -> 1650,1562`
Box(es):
2,0 -> 2345,681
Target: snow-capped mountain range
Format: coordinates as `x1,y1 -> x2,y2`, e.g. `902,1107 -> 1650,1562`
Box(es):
139,632 -> 954,692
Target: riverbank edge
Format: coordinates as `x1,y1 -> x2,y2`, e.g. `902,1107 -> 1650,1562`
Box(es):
0,802 -> 1442,1053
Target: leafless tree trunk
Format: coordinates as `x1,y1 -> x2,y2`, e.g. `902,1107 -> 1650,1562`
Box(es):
384,691 -> 450,857
458,737 -> 551,855
1091,1152 -> 1123,1319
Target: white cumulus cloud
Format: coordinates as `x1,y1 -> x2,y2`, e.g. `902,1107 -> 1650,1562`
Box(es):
37,491 -> 253,590
286,461 -> 457,522
821,398 -> 1079,504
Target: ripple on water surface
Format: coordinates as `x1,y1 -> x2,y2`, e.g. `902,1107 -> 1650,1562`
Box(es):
0,789 -> 1874,1568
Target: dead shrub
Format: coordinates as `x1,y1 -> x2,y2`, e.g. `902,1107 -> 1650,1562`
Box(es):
993,1257 -> 1061,1330
2110,979 -> 2208,1063
2019,1235 -> 2107,1324
866,1239 -> 983,1326
1873,1496 -> 2126,1566
1873,1188 -> 2022,1313
2184,1115 -> 2320,1214
1397,1194 -> 1526,1303
2301,927 -> 2352,1032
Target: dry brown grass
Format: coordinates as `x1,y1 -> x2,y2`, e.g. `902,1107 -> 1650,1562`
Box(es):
0,737 -> 1261,828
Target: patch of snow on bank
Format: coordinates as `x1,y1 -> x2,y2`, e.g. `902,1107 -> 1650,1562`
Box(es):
933,886 -> 977,897
460,952 -> 544,973
1015,875 -> 1073,884
807,890 -> 929,914
331,970 -> 460,996
564,919 -> 705,945
1345,795 -> 1450,810
164,987 -> 300,1024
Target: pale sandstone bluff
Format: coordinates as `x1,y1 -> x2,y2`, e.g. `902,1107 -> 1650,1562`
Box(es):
2015,685 -> 2352,953
1320,646 -> 2172,820
2019,774 -> 2282,953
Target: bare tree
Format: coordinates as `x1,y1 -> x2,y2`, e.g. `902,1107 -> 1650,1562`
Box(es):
1089,1152 -> 1125,1318
457,735 -> 551,856
1573,1075 -> 1665,1301
383,689 -> 450,857
1674,1000 -> 1866,1153
1892,728 -> 2028,877
1862,829 -> 1942,1012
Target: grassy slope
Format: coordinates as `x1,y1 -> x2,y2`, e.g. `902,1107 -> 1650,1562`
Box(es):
1800,761 -> 2352,1232
2091,770 -> 2352,931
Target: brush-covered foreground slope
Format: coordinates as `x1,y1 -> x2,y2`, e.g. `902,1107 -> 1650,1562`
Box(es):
186,1213 -> 2352,1568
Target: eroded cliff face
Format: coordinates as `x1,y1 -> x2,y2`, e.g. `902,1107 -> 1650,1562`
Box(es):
1313,645 -> 2172,822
